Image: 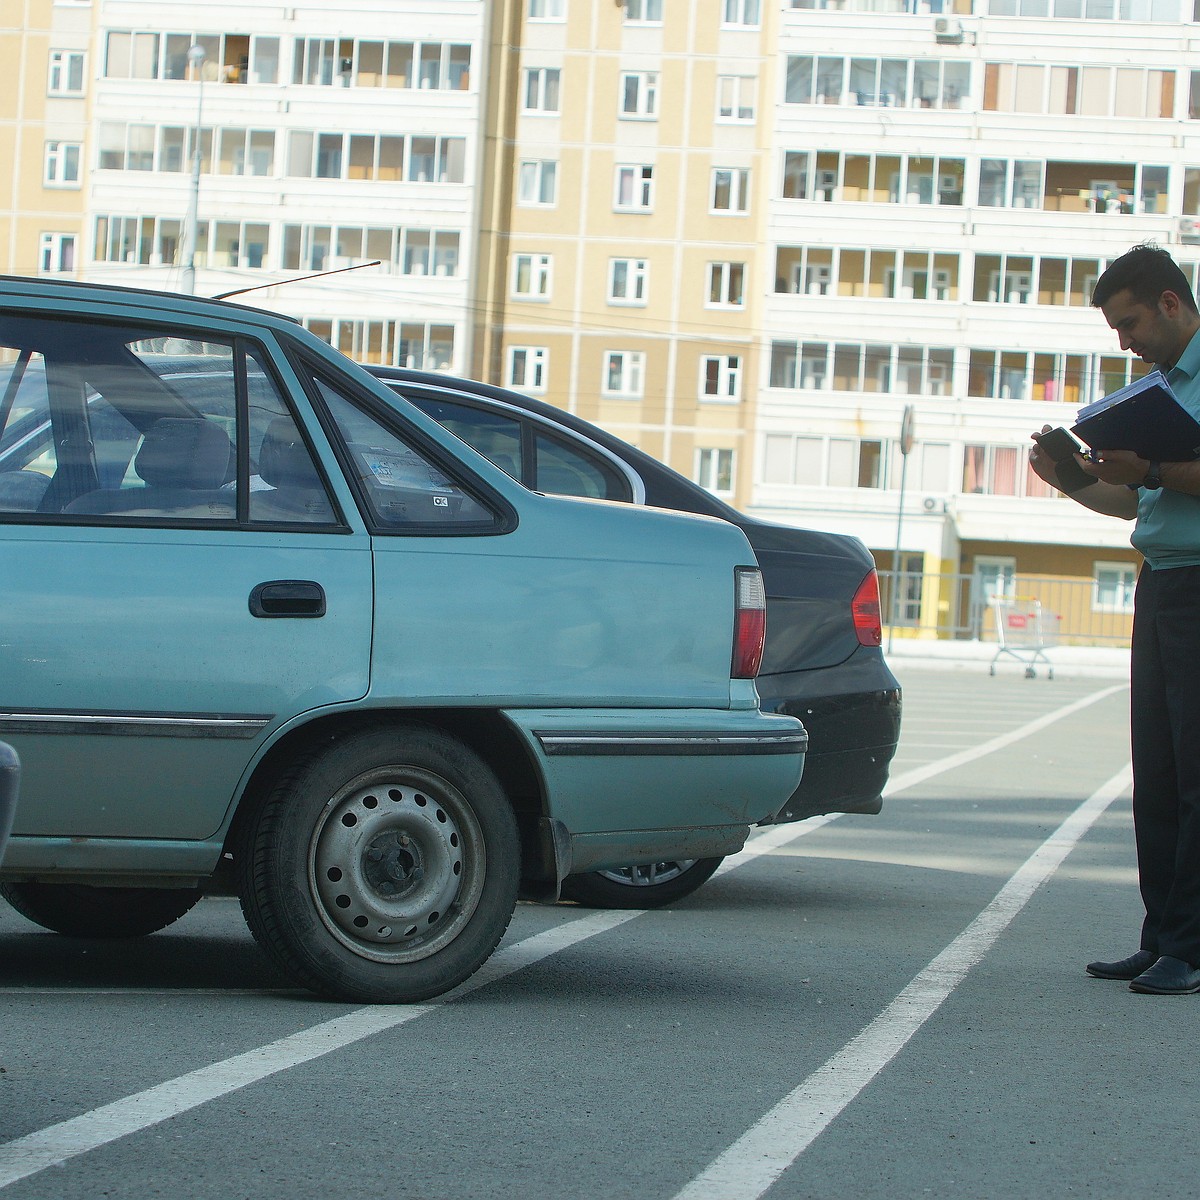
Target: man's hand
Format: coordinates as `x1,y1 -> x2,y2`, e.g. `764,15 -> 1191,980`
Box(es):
1027,425 -> 1063,487
1028,426 -> 1139,518
1079,448 -> 1149,487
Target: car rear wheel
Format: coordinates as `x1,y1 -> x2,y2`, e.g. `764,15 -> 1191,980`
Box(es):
238,725 -> 520,1004
0,882 -> 202,937
560,857 -> 723,909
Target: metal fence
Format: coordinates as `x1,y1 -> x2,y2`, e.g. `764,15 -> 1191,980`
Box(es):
876,571 -> 1134,647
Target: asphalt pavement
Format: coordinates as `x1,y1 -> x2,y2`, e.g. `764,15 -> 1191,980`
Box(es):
3,662 -> 1188,1200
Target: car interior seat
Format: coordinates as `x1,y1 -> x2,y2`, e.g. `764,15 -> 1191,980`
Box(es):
65,416 -> 234,518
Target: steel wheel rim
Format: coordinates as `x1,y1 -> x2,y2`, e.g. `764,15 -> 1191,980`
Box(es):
308,766 -> 486,964
594,860 -> 697,887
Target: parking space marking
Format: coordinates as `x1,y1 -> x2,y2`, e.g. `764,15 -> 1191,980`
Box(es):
0,910 -> 639,1191
0,683 -> 1130,1190
882,684 -> 1125,799
673,761 -> 1133,1200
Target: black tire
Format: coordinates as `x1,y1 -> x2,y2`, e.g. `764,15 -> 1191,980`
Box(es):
0,882 -> 202,937
238,725 -> 520,1004
560,857 -> 724,909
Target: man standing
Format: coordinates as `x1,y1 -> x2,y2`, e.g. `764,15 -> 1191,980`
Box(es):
1029,242 -> 1200,995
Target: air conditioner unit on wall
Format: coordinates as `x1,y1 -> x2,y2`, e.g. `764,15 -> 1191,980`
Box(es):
933,15 -> 964,42
1179,216 -> 1200,245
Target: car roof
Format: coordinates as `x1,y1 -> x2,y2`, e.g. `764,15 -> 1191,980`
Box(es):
0,275 -> 302,334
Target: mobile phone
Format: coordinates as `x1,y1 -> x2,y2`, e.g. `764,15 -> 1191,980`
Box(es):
1032,427 -> 1084,463
1033,428 -> 1095,492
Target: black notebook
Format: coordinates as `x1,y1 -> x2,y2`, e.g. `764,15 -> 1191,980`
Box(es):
1071,370 -> 1200,462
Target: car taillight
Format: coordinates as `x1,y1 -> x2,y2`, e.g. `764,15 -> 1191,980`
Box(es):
852,569 -> 883,647
732,567 -> 766,679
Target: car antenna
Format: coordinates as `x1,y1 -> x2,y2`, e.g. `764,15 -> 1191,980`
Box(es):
213,260 -> 383,300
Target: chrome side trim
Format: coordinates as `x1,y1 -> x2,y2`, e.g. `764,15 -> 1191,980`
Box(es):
0,710 -> 272,740
533,729 -> 808,757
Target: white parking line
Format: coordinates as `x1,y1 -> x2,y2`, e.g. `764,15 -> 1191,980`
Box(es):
0,910 -> 639,1190
671,767 -> 1132,1200
719,683 -> 1126,868
0,682 -> 1129,1189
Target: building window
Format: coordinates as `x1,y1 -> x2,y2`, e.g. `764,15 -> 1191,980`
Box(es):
706,262 -> 745,307
302,319 -> 454,371
290,39 -> 466,90
620,72 -> 659,118
785,55 -> 968,110
523,67 -> 561,113
218,129 -> 275,177
518,159 -> 558,205
603,351 -> 646,397
529,0 -> 566,18
717,75 -> 756,121
48,49 -> 86,94
39,233 -> 77,274
625,0 -> 664,21
513,253 -> 552,298
609,258 -> 649,304
701,355 -> 742,402
1093,562 -> 1136,614
697,448 -> 735,495
508,346 -> 548,391
44,141 -> 82,186
711,168 -> 750,213
285,131 -> 464,183
95,214 -> 182,267
615,165 -> 655,211
722,0 -> 762,26
987,61 -> 1171,120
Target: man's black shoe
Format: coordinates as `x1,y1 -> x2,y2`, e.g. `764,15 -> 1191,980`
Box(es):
1129,955 -> 1200,994
1086,949 -> 1156,980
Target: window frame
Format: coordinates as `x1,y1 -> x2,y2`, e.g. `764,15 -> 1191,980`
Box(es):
44,140 -> 83,187
512,252 -> 552,300
706,261 -> 747,307
619,71 -> 659,119
700,354 -> 742,403
48,48 -> 86,95
507,346 -> 549,392
522,66 -> 562,114
614,164 -> 655,211
608,257 -> 650,306
696,447 -> 735,495
602,350 -> 646,398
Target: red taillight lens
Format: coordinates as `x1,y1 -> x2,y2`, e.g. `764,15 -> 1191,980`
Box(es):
733,567 -> 767,678
852,569 -> 883,647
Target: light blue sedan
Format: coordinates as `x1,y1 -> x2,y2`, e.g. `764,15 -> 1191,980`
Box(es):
0,277 -> 806,1002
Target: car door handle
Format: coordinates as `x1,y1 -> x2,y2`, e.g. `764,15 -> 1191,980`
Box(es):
249,580 -> 327,619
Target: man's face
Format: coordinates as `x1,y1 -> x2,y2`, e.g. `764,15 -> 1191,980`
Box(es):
1100,287 -> 1185,367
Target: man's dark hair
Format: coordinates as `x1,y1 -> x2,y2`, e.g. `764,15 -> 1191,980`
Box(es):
1092,242 -> 1199,313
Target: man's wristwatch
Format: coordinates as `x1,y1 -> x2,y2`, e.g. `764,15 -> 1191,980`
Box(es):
1144,461 -> 1163,490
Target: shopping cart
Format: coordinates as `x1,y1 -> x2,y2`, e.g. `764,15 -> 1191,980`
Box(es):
989,596 -> 1059,679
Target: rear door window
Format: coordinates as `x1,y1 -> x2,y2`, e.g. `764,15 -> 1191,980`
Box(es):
0,317 -> 338,526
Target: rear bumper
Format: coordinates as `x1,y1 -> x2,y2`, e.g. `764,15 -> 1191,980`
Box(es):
756,649 -> 901,823
503,707 -> 807,848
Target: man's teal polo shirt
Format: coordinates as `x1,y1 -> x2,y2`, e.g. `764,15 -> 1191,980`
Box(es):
1130,326 -> 1200,569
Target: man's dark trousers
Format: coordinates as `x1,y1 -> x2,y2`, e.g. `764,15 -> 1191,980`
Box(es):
1130,562 -> 1200,966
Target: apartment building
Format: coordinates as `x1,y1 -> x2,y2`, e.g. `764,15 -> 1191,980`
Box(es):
480,1 -> 1200,640
15,0 -> 490,374
1,0 -> 90,278
8,0 -> 1200,639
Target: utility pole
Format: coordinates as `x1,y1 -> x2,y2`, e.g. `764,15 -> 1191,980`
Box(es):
179,44 -> 206,295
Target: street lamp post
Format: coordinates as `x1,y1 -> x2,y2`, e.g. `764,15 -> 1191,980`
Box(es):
887,404 -> 916,653
180,44 -> 206,295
